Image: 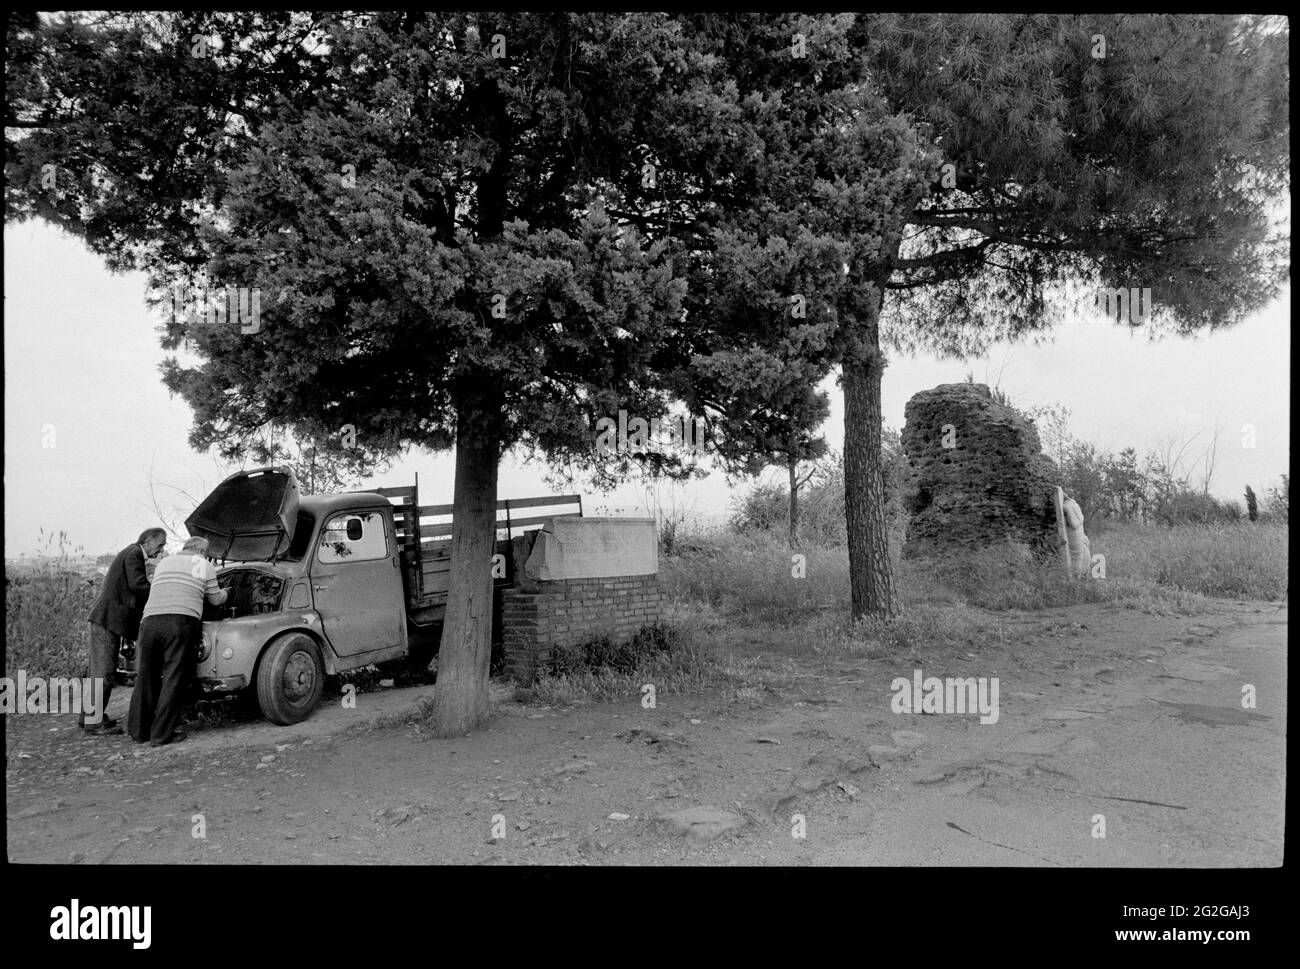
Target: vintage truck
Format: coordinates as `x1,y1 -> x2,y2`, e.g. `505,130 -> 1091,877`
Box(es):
119,467 -> 581,725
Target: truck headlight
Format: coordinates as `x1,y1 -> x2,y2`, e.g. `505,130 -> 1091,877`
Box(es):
197,629 -> 213,662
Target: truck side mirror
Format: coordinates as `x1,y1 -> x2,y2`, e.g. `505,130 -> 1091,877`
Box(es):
346,518 -> 364,541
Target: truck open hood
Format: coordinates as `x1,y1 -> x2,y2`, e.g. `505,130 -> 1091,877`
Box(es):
185,467 -> 301,561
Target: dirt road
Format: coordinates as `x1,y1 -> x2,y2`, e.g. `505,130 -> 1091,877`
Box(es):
6,600 -> 1285,865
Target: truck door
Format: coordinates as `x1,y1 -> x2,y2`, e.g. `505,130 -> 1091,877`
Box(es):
310,509 -> 405,658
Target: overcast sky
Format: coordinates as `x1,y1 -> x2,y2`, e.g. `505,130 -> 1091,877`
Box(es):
4,219 -> 1290,558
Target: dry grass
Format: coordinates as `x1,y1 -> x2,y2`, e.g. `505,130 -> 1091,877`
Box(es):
660,520 -> 1287,622
1096,522 -> 1288,601
4,530 -> 99,679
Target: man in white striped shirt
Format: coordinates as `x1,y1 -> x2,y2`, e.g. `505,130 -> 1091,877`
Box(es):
127,536 -> 228,746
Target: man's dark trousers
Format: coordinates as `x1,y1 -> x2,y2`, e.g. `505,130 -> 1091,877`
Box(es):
128,614 -> 198,744
78,622 -> 121,728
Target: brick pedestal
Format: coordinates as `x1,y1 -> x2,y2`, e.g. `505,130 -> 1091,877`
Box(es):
502,573 -> 666,681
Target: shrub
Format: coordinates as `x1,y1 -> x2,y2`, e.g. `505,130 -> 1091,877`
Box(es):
1151,490 -> 1242,526
531,621 -> 726,705
729,435 -> 909,549
728,479 -> 788,533
1264,474 -> 1289,522
545,623 -> 677,677
660,529 -> 856,625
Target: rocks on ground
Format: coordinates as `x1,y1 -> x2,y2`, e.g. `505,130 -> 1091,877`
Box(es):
655,805 -> 747,842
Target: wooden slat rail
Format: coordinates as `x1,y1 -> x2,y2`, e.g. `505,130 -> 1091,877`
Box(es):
411,519 -> 580,544
415,494 -> 582,518
377,481 -> 581,600
414,497 -> 582,533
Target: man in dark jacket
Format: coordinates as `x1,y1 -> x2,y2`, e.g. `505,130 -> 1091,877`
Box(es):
82,528 -> 167,734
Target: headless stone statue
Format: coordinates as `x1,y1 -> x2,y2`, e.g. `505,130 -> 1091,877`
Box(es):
1055,487 -> 1092,578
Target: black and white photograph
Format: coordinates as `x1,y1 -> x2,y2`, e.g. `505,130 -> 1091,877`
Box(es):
2,9 -> 1288,947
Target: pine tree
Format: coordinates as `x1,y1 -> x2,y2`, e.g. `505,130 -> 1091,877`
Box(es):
832,14 -> 1290,617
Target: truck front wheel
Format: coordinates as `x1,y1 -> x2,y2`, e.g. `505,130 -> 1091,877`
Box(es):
256,633 -> 325,725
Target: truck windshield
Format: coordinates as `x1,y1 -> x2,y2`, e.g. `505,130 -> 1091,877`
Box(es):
282,511 -> 316,561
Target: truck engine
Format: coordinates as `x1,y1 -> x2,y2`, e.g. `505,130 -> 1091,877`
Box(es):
207,569 -> 286,620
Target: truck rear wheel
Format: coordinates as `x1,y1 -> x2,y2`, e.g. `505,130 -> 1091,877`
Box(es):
256,633 -> 325,725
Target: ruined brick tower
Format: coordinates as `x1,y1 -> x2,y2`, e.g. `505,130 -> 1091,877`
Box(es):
900,383 -> 1060,557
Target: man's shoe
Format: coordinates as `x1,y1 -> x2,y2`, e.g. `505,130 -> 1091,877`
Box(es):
149,730 -> 186,747
100,716 -> 119,729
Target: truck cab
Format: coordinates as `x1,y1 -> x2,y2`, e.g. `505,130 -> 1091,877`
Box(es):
120,467 -> 581,725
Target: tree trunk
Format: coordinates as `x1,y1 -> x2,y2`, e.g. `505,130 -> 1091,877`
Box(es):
787,452 -> 800,549
431,389 -> 502,737
841,301 -> 899,621
428,69 -> 511,738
